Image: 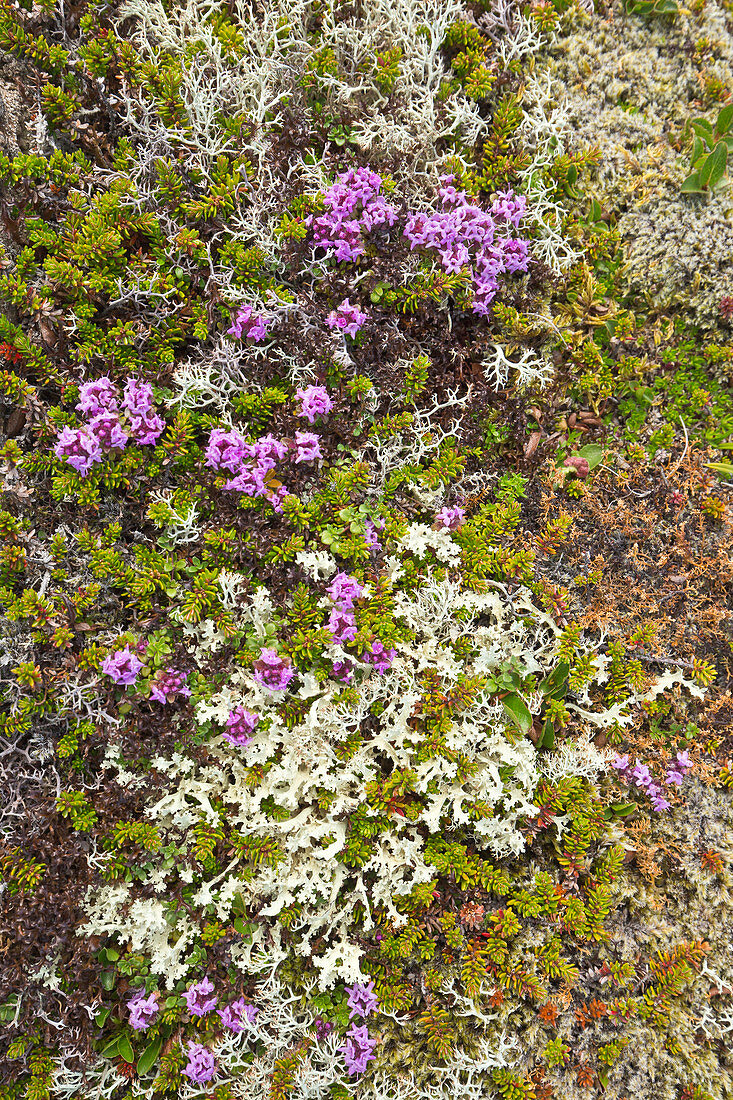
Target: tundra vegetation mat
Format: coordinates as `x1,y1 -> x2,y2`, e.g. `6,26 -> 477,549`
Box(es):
0,0 -> 732,1096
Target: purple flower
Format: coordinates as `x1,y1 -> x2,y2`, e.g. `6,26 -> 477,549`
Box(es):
182,1042 -> 217,1085
631,763 -> 652,789
293,431 -> 322,464
364,521 -> 382,553
223,707 -> 259,747
327,606 -> 358,644
435,506 -> 464,531
363,641 -> 396,676
611,754 -> 631,775
326,299 -> 368,338
491,189 -> 527,228
122,378 -> 155,419
227,305 -> 271,342
327,573 -> 364,609
339,1023 -> 377,1076
149,667 -> 191,704
332,659 -> 355,683
183,977 -> 218,1017
295,385 -> 335,424
54,427 -> 103,477
253,649 -> 295,692
649,788 -> 672,812
128,410 -> 166,446
254,434 -> 289,463
217,997 -> 259,1033
205,428 -> 251,472
314,1017 -> 333,1040
307,167 -> 397,262
345,980 -> 379,1020
675,750 -> 692,772
127,990 -> 159,1032
102,647 -> 144,686
665,769 -> 684,787
76,377 -> 119,417
88,412 -> 128,450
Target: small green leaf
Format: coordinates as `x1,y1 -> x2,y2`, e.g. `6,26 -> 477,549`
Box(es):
577,443 -> 604,470
502,694 -> 533,736
609,802 -> 636,817
691,119 -> 714,140
715,103 -> 733,137
539,717 -> 555,750
95,1008 -> 111,1027
706,462 -> 733,479
100,1037 -> 120,1059
680,171 -> 704,194
137,1037 -> 161,1076
118,1034 -> 135,1064
699,142 -> 726,188
540,662 -> 569,699
99,970 -> 116,991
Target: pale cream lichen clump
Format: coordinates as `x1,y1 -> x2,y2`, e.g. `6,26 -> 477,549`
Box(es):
544,0 -> 733,325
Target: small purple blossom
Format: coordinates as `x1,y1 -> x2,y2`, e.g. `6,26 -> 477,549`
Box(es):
122,378 -> 156,419
205,428 -> 251,472
254,434 -> 289,463
54,427 -> 103,477
331,659 -> 355,683
631,763 -> 653,789
345,980 -> 379,1020
675,750 -> 692,772
295,385 -> 335,424
227,305 -> 272,342
217,997 -> 259,1033
293,431 -> 322,464
327,572 -> 364,608
128,410 -> 166,446
102,647 -> 144,686
327,606 -> 358,644
127,991 -> 159,1032
307,167 -> 398,262
253,649 -> 295,692
88,412 -> 128,450
611,754 -> 631,775
435,505 -> 464,531
183,977 -> 218,1017
649,787 -> 672,812
339,1023 -> 377,1076
363,640 -> 396,676
183,1042 -> 218,1085
665,769 -> 684,787
76,377 -> 119,417
223,707 -> 259,747
149,667 -> 191,705
314,1017 -> 334,1041
327,298 -> 368,338
364,520 -> 383,553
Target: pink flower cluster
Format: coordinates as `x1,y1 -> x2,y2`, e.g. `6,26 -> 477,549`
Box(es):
295,385 -> 334,423
611,750 -> 693,812
307,166 -> 398,262
102,646 -> 144,686
223,706 -> 259,746
205,424 -> 326,510
149,667 -> 190,704
253,648 -> 295,692
227,304 -> 272,342
127,990 -> 159,1031
435,505 -> 465,531
345,980 -> 379,1019
404,177 -> 529,316
55,377 -> 165,476
340,1024 -> 377,1076
327,298 -> 368,338
183,1042 -> 217,1085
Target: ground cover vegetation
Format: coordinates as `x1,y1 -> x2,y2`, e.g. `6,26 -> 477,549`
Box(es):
0,0 -> 732,1096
